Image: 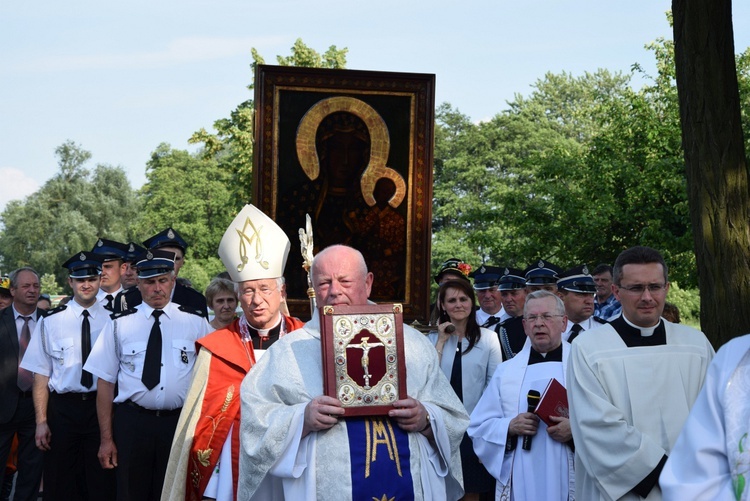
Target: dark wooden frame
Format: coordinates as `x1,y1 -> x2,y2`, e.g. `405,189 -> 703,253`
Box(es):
253,65 -> 435,322
319,304 -> 407,416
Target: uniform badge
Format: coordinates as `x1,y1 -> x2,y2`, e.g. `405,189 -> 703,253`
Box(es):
167,229 -> 175,239
180,350 -> 189,364
79,253 -> 86,261
97,239 -> 104,247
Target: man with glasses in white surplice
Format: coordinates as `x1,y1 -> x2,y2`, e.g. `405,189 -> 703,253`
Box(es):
567,246 -> 714,501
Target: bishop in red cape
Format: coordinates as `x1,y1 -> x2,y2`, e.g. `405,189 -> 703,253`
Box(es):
162,205 -> 303,501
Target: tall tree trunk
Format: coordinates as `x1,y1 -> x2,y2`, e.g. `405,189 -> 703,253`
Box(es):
673,0 -> 750,347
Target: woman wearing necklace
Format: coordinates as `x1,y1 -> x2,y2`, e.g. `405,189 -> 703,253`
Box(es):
430,279 -> 503,501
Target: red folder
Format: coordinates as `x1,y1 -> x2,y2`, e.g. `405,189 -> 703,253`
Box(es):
534,378 -> 569,426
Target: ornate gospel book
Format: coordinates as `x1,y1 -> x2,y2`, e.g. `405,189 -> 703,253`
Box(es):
320,304 -> 407,416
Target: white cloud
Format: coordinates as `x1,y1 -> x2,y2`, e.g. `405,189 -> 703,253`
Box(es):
0,168 -> 39,213
13,35 -> 284,72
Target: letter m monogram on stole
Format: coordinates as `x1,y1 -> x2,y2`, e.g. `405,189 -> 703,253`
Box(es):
365,418 -> 402,477
347,417 -> 414,500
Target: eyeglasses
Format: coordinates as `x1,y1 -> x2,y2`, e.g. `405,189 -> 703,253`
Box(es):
616,283 -> 667,295
524,314 -> 564,323
239,286 -> 278,299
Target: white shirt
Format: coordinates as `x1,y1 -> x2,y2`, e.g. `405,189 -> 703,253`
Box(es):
96,287 -> 123,309
562,316 -> 602,342
13,305 -> 39,341
84,301 -> 211,410
475,307 -> 506,327
21,300 -> 109,393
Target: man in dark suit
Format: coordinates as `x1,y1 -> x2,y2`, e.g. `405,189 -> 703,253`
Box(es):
0,267 -> 44,501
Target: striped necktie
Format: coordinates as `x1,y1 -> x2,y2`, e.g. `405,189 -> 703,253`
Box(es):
17,316 -> 33,391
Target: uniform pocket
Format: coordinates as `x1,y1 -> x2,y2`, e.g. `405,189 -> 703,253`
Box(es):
121,341 -> 148,375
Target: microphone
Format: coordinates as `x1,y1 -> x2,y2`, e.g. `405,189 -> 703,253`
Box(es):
445,324 -> 456,334
522,390 -> 541,451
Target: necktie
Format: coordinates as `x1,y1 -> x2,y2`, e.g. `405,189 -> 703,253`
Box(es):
568,323 -> 583,342
17,316 -> 33,391
449,343 -> 463,401
482,316 -> 501,328
142,310 -> 163,390
80,310 -> 93,388
104,294 -> 114,311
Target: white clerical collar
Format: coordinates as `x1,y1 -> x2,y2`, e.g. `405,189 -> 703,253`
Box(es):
254,313 -> 282,337
622,314 -> 658,337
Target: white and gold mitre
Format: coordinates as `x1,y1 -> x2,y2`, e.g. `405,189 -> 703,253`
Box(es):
218,204 -> 290,282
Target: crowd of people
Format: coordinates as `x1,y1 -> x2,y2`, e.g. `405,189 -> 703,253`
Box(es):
0,203 -> 746,501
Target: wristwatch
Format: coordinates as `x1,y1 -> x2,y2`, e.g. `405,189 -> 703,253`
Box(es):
420,412 -> 431,432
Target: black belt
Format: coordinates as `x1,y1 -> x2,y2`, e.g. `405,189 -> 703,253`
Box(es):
124,400 -> 182,417
18,390 -> 32,398
51,391 -> 97,401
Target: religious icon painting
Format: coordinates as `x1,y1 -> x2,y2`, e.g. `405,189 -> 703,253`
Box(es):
253,65 -> 435,324
320,303 -> 407,416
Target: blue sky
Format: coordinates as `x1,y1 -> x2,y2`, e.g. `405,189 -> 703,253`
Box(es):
2,1 -> 748,212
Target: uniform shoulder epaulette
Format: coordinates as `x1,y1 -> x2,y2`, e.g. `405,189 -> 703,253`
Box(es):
45,305 -> 67,316
593,316 -> 608,324
178,304 -> 208,318
110,308 -> 137,320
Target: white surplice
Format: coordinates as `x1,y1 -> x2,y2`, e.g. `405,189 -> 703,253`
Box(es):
568,320 -> 714,501
468,342 -> 574,501
660,334 -> 750,500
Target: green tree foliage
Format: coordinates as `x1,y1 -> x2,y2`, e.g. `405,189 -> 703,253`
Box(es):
40,273 -> 63,296
431,38 -> 713,291
136,143 -> 236,292
189,39 -> 348,204
666,282 -> 700,325
0,141 -> 140,289
738,48 -> 750,155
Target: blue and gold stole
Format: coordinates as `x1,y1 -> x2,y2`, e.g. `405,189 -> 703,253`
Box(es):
346,416 -> 414,501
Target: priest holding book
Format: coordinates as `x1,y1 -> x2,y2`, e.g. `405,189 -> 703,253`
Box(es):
237,245 -> 469,500
468,290 -> 575,501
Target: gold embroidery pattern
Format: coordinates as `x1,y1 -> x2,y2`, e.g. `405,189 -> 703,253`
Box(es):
190,385 -> 235,487
236,218 -> 269,272
364,418 -> 403,479
331,313 -> 400,408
